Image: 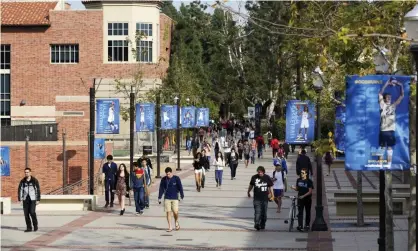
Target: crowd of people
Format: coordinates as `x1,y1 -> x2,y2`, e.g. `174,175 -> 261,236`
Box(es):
17,120 -> 331,233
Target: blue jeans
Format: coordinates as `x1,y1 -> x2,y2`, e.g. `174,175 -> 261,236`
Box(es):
253,200 -> 268,228
104,179 -> 115,203
133,187 -> 145,212
215,170 -> 223,185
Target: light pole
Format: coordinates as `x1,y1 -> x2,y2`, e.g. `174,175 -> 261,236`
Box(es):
404,6 -> 418,251
311,69 -> 328,231
174,96 -> 181,171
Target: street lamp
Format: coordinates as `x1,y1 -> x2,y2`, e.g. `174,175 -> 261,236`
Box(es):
311,68 -> 328,232
174,96 -> 181,171
404,5 -> 418,251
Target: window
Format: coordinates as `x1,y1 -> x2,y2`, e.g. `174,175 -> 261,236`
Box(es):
108,40 -> 129,62
50,44 -> 79,63
136,23 -> 152,37
1,45 -> 10,70
136,41 -> 153,62
1,74 -> 11,119
108,23 -> 128,36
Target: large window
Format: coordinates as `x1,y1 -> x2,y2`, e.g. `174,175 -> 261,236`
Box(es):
50,44 -> 79,63
136,41 -> 153,63
1,74 -> 11,125
1,45 -> 10,69
108,23 -> 128,36
108,40 -> 129,62
136,23 -> 152,37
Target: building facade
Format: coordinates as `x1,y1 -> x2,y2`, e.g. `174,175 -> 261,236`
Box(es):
0,0 -> 172,200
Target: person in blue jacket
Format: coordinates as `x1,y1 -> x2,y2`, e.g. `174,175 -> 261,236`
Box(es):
102,155 -> 118,208
273,152 -> 288,174
158,167 -> 184,232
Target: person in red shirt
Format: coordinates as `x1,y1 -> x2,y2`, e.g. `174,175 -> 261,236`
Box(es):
270,138 -> 280,158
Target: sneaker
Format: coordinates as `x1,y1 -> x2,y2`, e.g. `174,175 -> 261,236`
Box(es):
110,203 -> 114,208
139,211 -> 144,215
24,229 -> 32,233
145,205 -> 150,209
34,226 -> 38,232
135,212 -> 140,216
254,224 -> 261,231
104,202 -> 109,208
296,226 -> 303,232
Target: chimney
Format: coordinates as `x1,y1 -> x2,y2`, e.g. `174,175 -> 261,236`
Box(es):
55,0 -> 66,10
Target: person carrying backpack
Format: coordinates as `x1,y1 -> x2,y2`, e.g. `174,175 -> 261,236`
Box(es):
270,138 -> 279,158
271,161 -> 287,213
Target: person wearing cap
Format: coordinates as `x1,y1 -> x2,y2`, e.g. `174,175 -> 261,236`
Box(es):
271,161 -> 287,213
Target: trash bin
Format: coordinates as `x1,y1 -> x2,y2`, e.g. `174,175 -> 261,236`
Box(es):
143,146 -> 152,155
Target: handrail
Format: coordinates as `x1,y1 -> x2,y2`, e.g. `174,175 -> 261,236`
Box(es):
46,159 -> 105,195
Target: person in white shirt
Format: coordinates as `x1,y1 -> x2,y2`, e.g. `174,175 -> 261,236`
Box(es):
223,140 -> 231,166
378,78 -> 404,168
271,162 -> 287,213
213,152 -> 225,188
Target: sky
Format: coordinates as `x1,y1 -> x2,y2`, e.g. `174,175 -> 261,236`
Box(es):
68,0 -> 246,14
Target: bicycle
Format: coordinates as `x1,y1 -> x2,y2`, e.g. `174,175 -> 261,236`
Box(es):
284,195 -> 297,232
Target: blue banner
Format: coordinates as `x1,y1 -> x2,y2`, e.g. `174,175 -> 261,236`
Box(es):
345,75 -> 410,171
161,105 -> 177,130
335,106 -> 345,152
196,108 -> 209,127
96,99 -> 120,134
181,106 -> 196,128
0,146 -> 10,176
136,103 -> 155,132
285,100 -> 315,144
94,138 -> 105,159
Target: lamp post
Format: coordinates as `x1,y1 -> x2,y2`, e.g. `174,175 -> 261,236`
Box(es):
175,96 -> 181,171
311,69 -> 328,231
404,6 -> 418,251
155,90 -> 162,179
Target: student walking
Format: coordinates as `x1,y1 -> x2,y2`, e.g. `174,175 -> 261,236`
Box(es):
186,136 -> 192,156
291,168 -> 314,232
323,151 -> 334,176
18,168 -> 40,232
250,139 -> 257,164
131,162 -> 149,215
158,167 -> 184,232
228,148 -> 239,180
271,162 -> 287,213
296,150 -> 313,177
140,159 -> 152,208
193,152 -> 204,192
115,164 -> 130,215
237,140 -> 244,160
102,155 -> 118,208
243,140 -> 251,168
247,166 -> 274,230
213,151 -> 225,188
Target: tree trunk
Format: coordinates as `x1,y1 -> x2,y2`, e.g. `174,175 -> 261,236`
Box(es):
408,80 -> 416,251
357,171 -> 364,226
385,171 -> 394,251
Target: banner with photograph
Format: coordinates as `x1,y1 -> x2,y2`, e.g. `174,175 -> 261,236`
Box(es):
335,105 -> 346,152
94,138 -> 105,159
196,108 -> 209,127
285,100 -> 316,144
96,99 -> 120,134
136,103 -> 155,132
161,105 -> 177,130
345,75 -> 410,171
181,106 -> 196,128
248,107 -> 255,118
0,146 -> 10,176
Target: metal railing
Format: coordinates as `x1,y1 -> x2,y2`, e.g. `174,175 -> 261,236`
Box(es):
1,121 -> 58,141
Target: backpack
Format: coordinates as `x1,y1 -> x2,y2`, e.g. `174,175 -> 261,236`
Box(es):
273,170 -> 287,192
273,140 -> 279,149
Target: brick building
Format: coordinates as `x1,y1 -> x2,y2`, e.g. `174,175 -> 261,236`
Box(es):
0,0 -> 173,200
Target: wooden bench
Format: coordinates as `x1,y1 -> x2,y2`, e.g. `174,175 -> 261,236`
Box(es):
0,197 -> 11,214
37,195 -> 97,211
333,197 -> 407,216
328,188 -> 411,204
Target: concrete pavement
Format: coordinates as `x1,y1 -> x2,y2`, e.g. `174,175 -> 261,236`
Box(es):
0,151 -> 409,250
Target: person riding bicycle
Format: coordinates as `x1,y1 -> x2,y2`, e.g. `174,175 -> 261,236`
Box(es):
291,168 -> 313,232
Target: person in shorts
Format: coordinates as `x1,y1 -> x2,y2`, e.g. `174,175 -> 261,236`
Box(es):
158,167 -> 184,232
271,161 -> 286,213
243,140 -> 251,168
378,77 -> 404,168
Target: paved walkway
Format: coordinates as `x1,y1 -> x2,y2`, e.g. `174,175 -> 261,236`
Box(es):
0,152 -> 409,250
